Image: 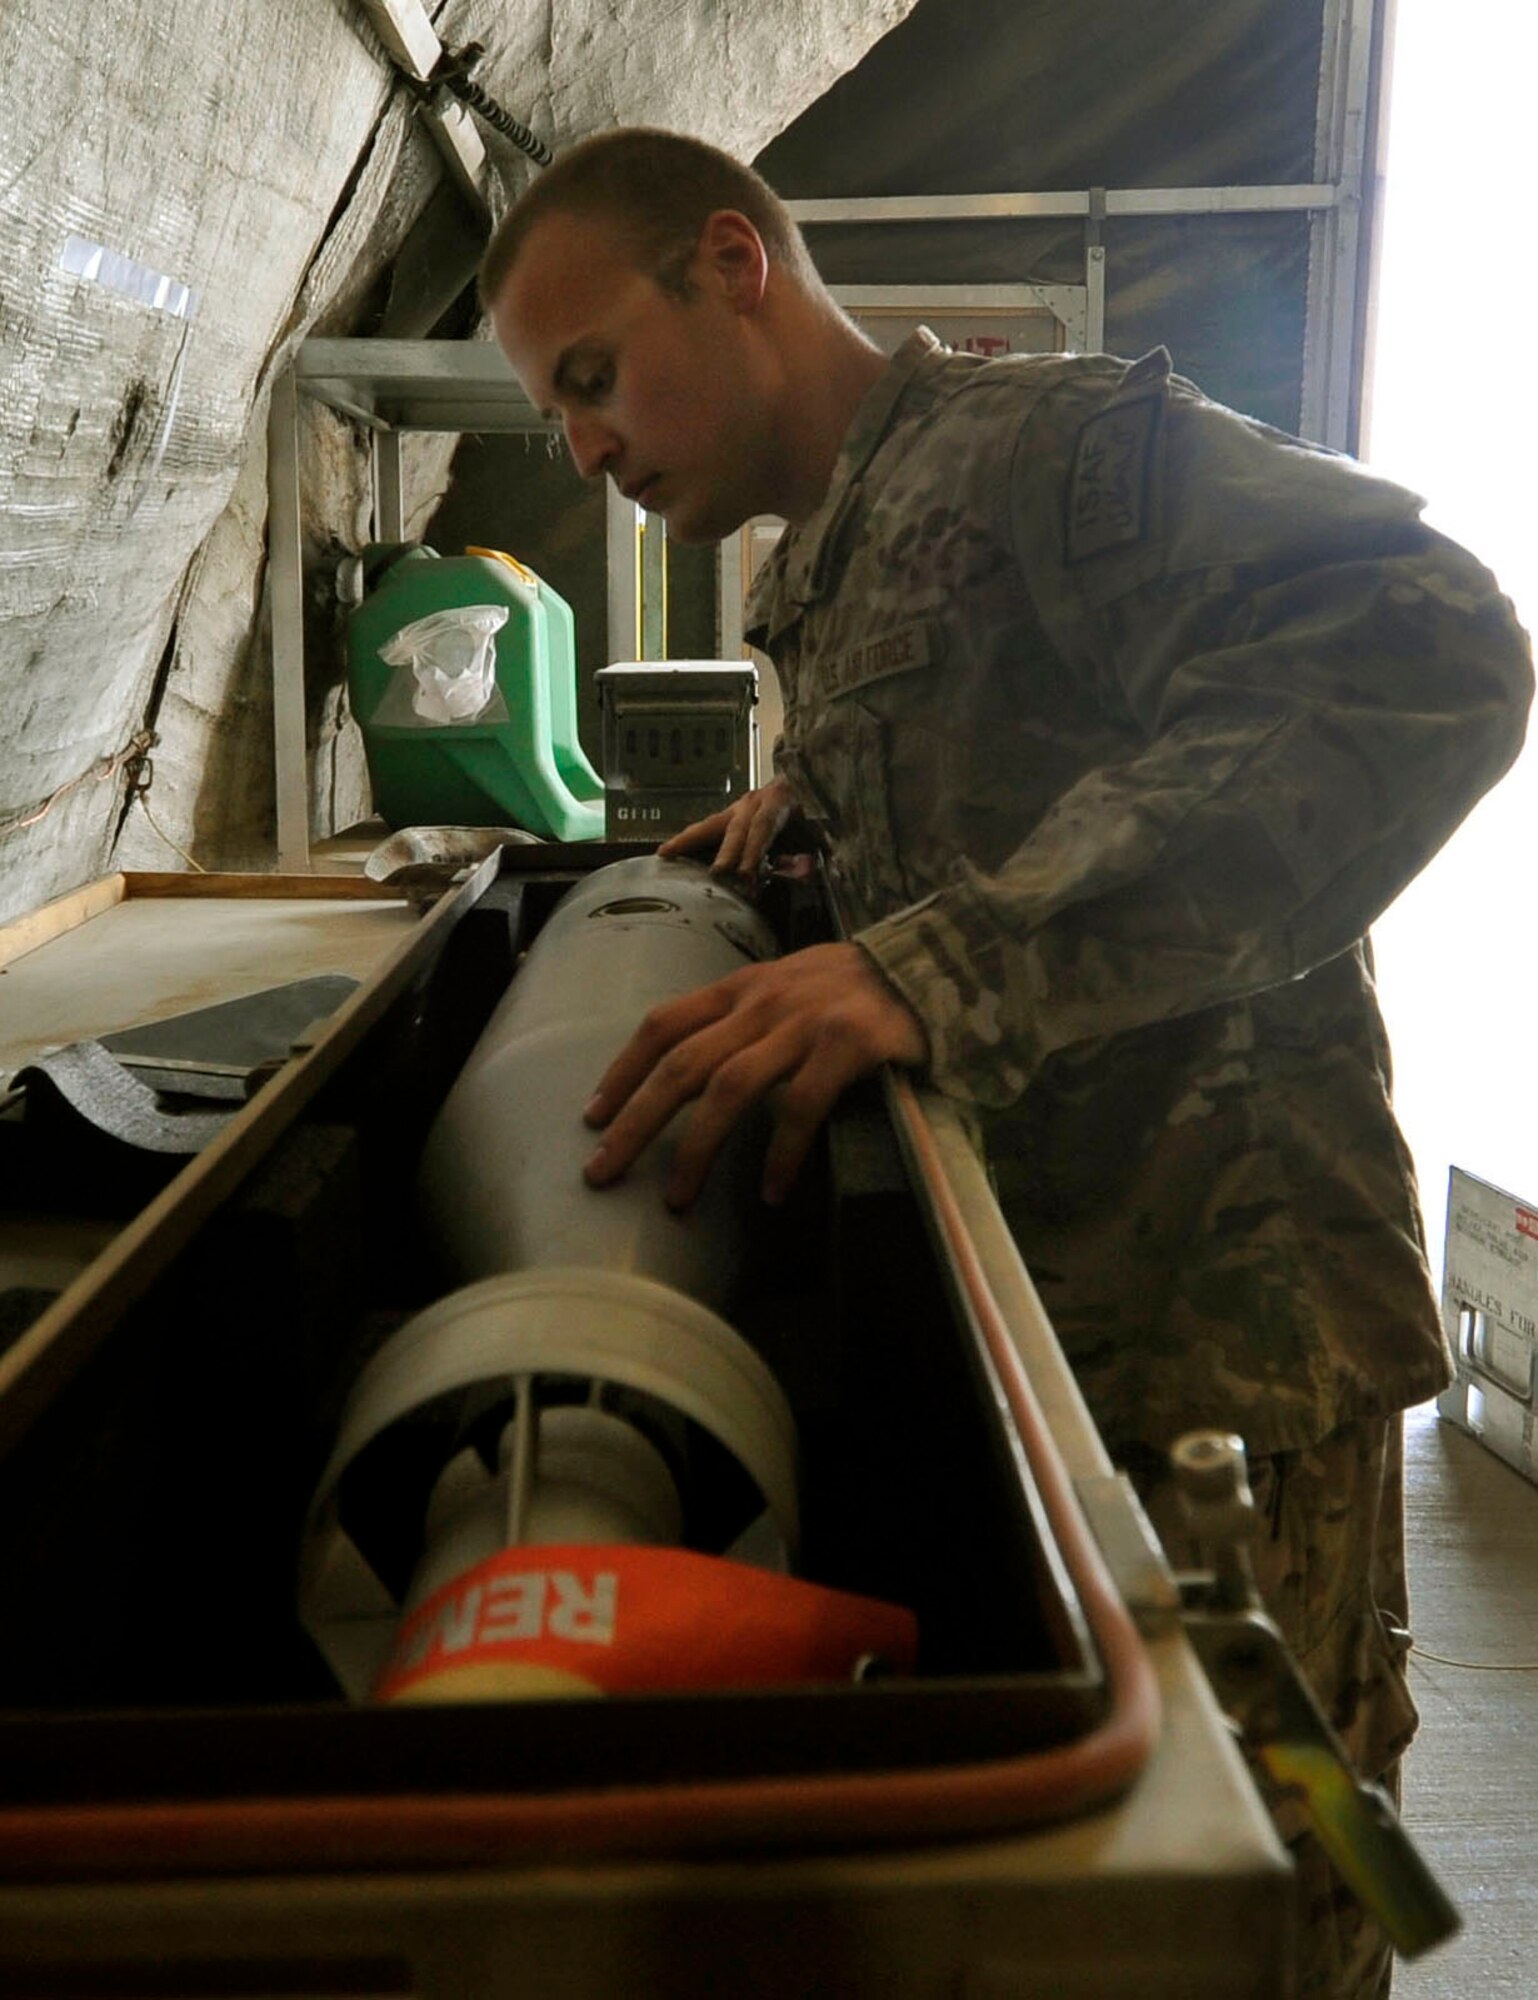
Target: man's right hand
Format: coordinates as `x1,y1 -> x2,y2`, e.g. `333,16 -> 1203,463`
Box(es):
658,775 -> 799,884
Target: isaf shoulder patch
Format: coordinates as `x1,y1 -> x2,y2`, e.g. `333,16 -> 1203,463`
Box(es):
1065,393 -> 1159,564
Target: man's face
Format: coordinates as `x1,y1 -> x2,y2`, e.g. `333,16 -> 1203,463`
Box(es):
491,211 -> 771,545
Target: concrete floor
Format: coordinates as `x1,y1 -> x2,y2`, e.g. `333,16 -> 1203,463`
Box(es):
1396,1399 -> 1538,1996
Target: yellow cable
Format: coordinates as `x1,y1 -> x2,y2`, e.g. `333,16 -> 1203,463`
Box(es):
135,789 -> 206,872
1409,1645 -> 1538,1672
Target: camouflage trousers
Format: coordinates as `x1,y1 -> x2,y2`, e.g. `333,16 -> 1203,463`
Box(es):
1134,1414 -> 1416,2000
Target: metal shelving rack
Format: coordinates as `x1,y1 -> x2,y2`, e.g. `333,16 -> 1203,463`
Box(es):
268,341 -> 577,873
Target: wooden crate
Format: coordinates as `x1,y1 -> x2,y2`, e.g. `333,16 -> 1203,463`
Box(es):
0,863 -> 496,1452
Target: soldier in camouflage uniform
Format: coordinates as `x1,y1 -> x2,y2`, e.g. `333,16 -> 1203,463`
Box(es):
484,129 -> 1535,1997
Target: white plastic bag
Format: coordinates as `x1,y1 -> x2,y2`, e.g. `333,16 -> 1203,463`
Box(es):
377,606 -> 509,726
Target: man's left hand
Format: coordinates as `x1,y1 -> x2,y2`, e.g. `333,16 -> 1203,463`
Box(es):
583,941 -> 928,1209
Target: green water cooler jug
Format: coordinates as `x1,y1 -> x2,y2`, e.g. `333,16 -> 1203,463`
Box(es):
346,543 -> 605,840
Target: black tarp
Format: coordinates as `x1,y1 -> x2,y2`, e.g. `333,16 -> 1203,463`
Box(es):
758,0 -> 1363,436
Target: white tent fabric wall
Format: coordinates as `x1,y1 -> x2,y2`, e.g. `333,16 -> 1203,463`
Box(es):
0,0 -> 916,921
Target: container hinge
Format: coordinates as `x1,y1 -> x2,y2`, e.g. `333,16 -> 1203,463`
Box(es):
1072,1471 -> 1184,1635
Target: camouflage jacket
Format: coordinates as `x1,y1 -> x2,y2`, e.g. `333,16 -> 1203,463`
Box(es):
745,330 -> 1533,1457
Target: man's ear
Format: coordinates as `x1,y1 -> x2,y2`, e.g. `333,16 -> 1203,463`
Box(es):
698,210 -> 769,313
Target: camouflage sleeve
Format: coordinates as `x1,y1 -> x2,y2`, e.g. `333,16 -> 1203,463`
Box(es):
855,358 -> 1534,1109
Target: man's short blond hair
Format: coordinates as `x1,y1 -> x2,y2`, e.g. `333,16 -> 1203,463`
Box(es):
479,126 -> 819,309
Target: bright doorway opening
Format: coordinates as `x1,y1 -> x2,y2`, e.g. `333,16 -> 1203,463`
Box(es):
1365,0 -> 1538,1278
